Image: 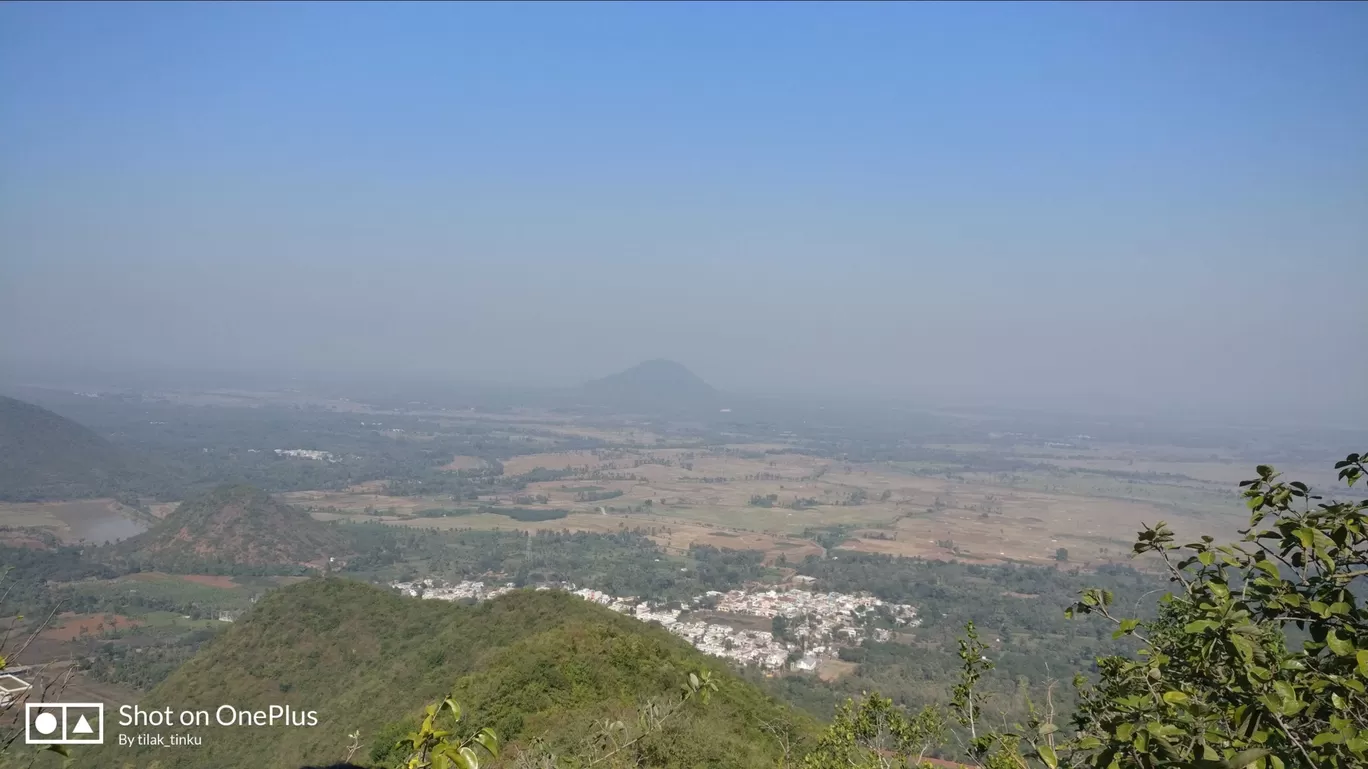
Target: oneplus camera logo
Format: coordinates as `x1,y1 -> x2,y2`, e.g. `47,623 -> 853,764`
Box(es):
26,703 -> 104,745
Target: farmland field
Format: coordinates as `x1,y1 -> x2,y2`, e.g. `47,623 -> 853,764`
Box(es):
281,437 -> 1268,569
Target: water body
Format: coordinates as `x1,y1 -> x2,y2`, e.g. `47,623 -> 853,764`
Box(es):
78,516 -> 147,543
47,501 -> 150,544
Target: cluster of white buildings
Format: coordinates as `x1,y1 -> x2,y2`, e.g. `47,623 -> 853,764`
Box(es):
274,448 -> 338,462
390,578 -> 918,674
711,587 -> 919,643
391,579 -> 518,602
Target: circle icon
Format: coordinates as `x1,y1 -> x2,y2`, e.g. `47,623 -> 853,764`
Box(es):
34,712 -> 58,735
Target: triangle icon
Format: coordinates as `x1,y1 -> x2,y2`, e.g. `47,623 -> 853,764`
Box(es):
73,715 -> 94,734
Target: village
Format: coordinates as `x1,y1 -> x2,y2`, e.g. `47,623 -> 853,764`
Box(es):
389,577 -> 919,673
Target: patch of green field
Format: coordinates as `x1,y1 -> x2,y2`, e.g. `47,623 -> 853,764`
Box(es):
63,576 -> 257,612
138,611 -> 224,630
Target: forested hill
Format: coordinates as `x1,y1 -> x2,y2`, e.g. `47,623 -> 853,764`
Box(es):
0,395 -> 130,501
86,578 -> 814,769
110,485 -> 353,573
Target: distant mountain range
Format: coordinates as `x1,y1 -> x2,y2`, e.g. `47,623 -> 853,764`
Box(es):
0,395 -> 131,501
579,359 -> 720,410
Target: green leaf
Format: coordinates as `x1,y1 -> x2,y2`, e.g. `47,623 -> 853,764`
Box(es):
1037,743 -> 1059,769
1269,678 -> 1291,706
1327,629 -> 1353,656
1293,528 -> 1315,550
1223,748 -> 1272,768
1357,649 -> 1368,676
474,728 -> 499,757
1162,690 -> 1189,705
1184,620 -> 1218,634
1311,730 -> 1343,747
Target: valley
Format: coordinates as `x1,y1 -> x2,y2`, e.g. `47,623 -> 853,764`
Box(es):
0,373 -> 1361,769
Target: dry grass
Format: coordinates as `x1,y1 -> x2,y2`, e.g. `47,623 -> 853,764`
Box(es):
282,489 -> 434,516
501,450 -> 612,475
439,455 -> 489,471
817,659 -> 859,682
284,440 -> 1259,570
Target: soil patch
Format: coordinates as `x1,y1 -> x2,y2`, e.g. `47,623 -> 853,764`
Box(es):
41,613 -> 142,641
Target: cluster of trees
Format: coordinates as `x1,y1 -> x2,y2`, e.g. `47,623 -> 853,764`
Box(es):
576,489 -> 624,502
342,527 -> 772,602
412,507 -> 572,522
81,627 -> 221,691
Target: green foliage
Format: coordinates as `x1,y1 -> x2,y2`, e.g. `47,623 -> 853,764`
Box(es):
951,621 -> 994,744
356,527 -> 771,602
815,454 -> 1366,769
510,670 -> 718,768
769,552 -> 1160,726
799,693 -> 948,769
1055,454 -> 1368,768
0,395 -> 134,501
394,695 -> 499,769
81,579 -> 812,769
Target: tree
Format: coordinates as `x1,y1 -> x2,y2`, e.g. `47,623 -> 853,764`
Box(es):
509,670 -> 717,769
796,453 -> 1368,769
1054,455 -> 1368,768
773,615 -> 791,641
391,694 -> 498,769
1055,548 -> 1069,562
800,693 -> 947,769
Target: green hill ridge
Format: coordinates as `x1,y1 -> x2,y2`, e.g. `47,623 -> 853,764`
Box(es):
0,395 -> 130,501
85,578 -> 812,769
113,485 -> 353,573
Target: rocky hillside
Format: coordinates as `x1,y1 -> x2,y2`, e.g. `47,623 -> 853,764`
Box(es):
112,484 -> 352,573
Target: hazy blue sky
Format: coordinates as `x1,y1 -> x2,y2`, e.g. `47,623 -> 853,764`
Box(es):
2,2 -> 1364,420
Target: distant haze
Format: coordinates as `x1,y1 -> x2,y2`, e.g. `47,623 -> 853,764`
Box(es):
2,3 -> 1364,424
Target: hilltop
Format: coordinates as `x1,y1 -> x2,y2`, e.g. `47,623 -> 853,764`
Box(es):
0,395 -> 130,501
86,578 -> 814,769
580,359 -> 719,409
111,485 -> 352,573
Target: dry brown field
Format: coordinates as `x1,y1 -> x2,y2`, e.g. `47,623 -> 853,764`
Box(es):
40,613 -> 143,641
277,438 -> 1263,569
439,455 -> 490,471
